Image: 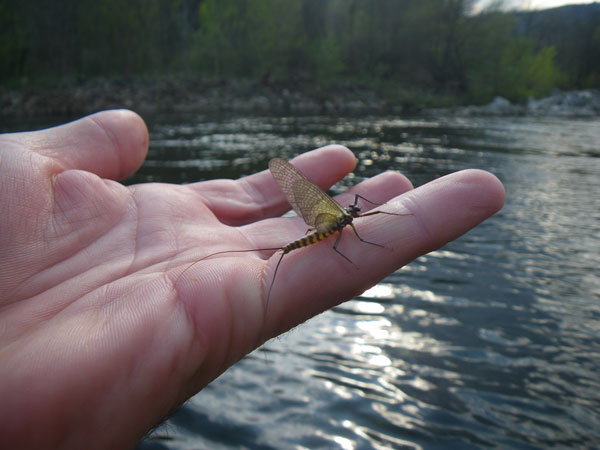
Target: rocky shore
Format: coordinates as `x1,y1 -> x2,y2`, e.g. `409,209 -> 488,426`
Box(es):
453,90 -> 600,118
1,78 -> 599,118
0,79 -> 392,118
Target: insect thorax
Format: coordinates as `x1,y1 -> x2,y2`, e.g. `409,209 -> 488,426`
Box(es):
345,204 -> 361,218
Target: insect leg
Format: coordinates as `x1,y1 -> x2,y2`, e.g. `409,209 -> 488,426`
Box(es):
353,194 -> 382,207
353,194 -> 412,218
349,223 -> 384,248
358,210 -> 410,218
331,229 -> 357,266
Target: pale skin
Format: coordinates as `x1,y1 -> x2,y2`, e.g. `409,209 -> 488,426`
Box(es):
0,109 -> 505,449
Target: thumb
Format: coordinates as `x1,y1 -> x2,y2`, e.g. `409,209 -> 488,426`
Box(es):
31,109 -> 149,181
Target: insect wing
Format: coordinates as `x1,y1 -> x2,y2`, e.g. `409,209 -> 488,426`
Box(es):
269,158 -> 346,226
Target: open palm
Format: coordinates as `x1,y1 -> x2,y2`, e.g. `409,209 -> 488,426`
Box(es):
0,110 -> 504,449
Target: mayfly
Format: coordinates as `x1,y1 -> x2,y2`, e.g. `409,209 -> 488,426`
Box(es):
180,157 -> 408,315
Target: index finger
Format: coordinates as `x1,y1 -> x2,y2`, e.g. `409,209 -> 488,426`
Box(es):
190,145 -> 358,226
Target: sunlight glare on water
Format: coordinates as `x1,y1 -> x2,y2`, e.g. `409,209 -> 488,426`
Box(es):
134,113 -> 600,449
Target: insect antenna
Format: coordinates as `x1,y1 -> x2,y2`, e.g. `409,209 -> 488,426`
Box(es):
174,246 -> 283,286
265,251 -> 286,318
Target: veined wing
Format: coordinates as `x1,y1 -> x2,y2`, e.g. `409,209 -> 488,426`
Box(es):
269,157 -> 346,226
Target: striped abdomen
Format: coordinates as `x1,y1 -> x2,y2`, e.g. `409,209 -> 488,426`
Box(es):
283,229 -> 337,254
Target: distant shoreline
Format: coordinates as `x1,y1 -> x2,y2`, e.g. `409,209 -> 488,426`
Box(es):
0,79 -> 401,118
1,79 -> 599,119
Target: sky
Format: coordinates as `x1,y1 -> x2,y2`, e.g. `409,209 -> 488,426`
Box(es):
523,0 -> 597,8
476,0 -> 598,10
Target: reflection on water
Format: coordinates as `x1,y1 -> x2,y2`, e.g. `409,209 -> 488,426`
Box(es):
126,113 -> 600,448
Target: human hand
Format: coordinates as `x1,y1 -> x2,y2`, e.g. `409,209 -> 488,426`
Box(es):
0,110 -> 504,449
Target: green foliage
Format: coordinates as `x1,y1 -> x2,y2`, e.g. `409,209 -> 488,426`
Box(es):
582,23 -> 600,87
517,3 -> 600,89
468,35 -> 563,103
498,40 -> 561,101
0,0 -> 191,82
308,34 -> 345,84
76,0 -> 188,76
0,0 -> 593,103
192,0 -> 306,80
0,3 -> 29,81
524,46 -> 563,97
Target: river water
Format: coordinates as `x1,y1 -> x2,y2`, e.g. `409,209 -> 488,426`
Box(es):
127,113 -> 600,449
6,113 -> 600,448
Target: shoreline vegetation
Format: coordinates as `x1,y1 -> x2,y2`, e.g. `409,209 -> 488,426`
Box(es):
2,1 -> 599,121
1,78 -> 599,119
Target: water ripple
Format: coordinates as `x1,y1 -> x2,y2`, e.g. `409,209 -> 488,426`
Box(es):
136,114 -> 600,449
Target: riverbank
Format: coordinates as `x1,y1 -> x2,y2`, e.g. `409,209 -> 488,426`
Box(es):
1,78 -> 599,119
447,90 -> 600,118
0,79 -> 396,118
